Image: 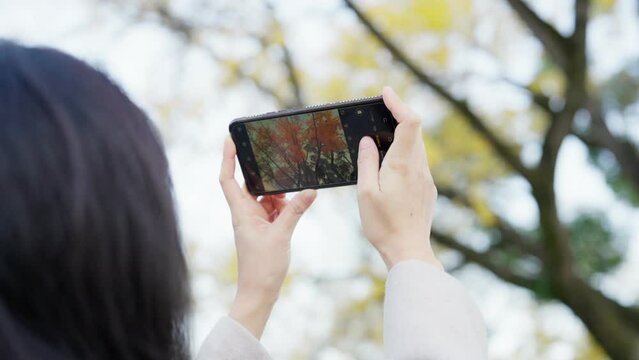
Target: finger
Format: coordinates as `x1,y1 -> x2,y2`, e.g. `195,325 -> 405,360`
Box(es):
357,137 -> 380,195
417,133 -> 430,171
383,86 -> 416,125
219,136 -> 245,208
274,189 -> 317,232
382,86 -> 421,160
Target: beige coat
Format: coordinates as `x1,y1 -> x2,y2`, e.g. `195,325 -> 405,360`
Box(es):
197,260 -> 487,360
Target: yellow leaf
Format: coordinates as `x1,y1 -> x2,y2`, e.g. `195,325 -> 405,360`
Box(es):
468,187 -> 497,227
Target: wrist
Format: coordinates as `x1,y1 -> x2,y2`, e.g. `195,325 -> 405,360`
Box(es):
378,242 -> 442,271
229,289 -> 277,339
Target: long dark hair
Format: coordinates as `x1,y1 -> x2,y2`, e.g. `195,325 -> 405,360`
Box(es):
0,41 -> 190,359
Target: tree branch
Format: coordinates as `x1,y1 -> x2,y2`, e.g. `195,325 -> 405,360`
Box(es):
502,77 -> 557,114
504,0 -> 570,70
437,185 -> 544,259
344,0 -> 534,181
575,98 -> 639,190
265,3 -> 305,108
138,3 -> 295,109
537,0 -> 589,174
431,230 -> 540,290
281,44 -> 304,107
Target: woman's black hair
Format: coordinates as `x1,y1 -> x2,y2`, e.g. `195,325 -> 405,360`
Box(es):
0,41 -> 190,359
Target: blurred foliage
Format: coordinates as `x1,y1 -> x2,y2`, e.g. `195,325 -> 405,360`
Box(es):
568,213 -> 624,279
575,337 -> 610,360
601,63 -> 639,112
100,0 -> 639,358
589,146 -> 639,206
426,113 -> 511,190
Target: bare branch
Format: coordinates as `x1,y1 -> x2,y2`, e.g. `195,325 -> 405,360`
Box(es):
505,0 -> 570,70
344,0 -> 534,181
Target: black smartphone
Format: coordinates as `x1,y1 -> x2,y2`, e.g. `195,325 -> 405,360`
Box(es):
229,96 -> 397,195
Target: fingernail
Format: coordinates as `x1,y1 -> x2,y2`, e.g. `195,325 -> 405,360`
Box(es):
359,137 -> 374,150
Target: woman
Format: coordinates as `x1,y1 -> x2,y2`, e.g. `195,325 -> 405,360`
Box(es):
0,41 -> 486,359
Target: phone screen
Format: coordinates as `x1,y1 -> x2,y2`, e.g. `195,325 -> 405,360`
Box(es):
231,99 -> 396,195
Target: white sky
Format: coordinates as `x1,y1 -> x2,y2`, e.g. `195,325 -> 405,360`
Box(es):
1,0 -> 638,359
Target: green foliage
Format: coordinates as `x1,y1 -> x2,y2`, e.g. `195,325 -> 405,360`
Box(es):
600,61 -> 639,112
588,148 -> 639,206
608,171 -> 639,206
568,213 -> 623,279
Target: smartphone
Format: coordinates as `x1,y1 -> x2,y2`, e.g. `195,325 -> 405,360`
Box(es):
229,96 -> 397,195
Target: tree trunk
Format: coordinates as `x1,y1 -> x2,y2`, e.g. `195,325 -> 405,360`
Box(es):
558,276 -> 639,360
535,177 -> 639,359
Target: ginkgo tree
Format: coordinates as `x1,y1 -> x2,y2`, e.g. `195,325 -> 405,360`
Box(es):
108,0 -> 639,358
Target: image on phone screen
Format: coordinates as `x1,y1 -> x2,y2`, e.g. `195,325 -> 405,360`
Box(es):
245,109 -> 354,192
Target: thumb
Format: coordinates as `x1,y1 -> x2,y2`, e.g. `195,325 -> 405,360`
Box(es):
357,136 -> 380,195
275,189 -> 317,232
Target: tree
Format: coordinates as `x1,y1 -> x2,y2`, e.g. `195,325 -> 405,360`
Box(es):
341,0 -> 639,358
247,110 -> 353,191
107,0 -> 639,358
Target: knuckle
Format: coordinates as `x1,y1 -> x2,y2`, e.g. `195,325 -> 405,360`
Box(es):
405,113 -> 421,127
387,158 -> 411,175
357,153 -> 370,166
358,186 -> 376,199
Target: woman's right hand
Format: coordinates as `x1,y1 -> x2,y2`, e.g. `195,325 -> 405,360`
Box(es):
219,137 -> 317,339
356,87 -> 442,271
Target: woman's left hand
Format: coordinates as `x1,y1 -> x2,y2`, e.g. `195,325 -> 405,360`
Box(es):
219,136 -> 317,339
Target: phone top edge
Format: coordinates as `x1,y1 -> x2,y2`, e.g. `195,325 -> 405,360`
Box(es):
229,94 -> 384,127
